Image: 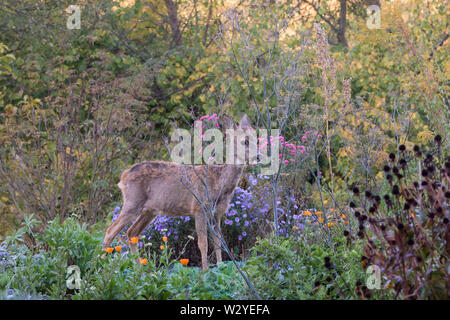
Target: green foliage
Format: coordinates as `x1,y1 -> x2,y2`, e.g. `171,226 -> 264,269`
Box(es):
1,216 -> 245,300
39,216 -> 103,275
241,235 -> 369,299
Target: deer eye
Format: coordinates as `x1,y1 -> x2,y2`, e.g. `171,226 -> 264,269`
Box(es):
244,140 -> 249,146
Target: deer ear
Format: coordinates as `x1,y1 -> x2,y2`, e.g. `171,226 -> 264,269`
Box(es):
239,114 -> 251,129
220,114 -> 235,129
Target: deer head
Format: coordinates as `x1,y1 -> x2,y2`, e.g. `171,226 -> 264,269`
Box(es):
220,113 -> 259,166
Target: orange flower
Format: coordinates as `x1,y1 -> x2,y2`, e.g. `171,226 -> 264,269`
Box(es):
115,246 -> 122,252
327,222 -> 334,227
318,217 -> 324,223
344,221 -> 349,225
160,245 -> 165,250
315,211 -> 322,216
303,210 -> 312,216
330,208 -> 335,212
139,258 -> 148,265
129,237 -> 138,244
105,247 -> 113,254
162,236 -> 168,242
180,259 -> 189,266
341,214 -> 346,219
292,225 -> 299,231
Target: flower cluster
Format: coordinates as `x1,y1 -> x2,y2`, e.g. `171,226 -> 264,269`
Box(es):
199,113 -> 220,128
0,242 -> 9,260
223,173 -> 305,242
111,206 -> 193,250
257,130 -> 321,165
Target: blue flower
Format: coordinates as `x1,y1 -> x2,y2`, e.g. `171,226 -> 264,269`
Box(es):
249,175 -> 258,186
224,219 -> 233,225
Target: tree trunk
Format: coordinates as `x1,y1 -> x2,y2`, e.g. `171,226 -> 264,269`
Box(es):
337,0 -> 347,47
165,0 -> 183,47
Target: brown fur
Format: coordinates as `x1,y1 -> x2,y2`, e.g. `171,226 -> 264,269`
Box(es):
102,114 -> 255,270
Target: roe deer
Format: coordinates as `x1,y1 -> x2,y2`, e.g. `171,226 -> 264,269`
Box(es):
102,114 -> 258,270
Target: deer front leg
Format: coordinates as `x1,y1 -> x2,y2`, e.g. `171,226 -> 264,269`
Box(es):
102,205 -> 139,258
212,214 -> 223,264
195,213 -> 208,271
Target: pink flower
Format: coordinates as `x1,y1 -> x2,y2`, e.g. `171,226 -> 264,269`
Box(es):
284,160 -> 289,164
302,136 -> 307,142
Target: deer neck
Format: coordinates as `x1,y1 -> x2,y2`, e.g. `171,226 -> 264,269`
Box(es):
221,164 -> 245,187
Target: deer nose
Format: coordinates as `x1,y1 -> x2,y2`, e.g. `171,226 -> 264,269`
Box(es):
256,154 -> 261,162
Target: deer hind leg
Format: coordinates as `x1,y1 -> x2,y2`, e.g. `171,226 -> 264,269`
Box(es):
195,213 -> 208,271
126,212 -> 155,256
212,214 -> 223,264
102,204 -> 141,252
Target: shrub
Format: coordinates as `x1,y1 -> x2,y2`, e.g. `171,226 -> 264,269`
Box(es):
40,216 -> 103,275
349,137 -> 449,299
241,235 -> 368,299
